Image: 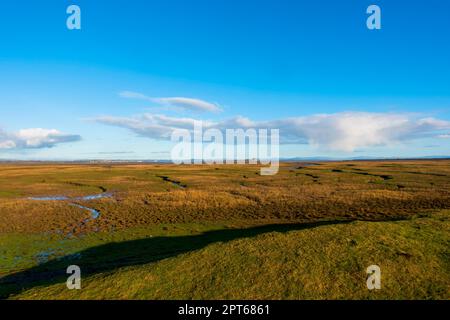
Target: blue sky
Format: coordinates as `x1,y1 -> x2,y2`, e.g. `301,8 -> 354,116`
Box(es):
0,0 -> 449,160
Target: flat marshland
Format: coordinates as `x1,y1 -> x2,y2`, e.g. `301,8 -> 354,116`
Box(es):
0,160 -> 449,299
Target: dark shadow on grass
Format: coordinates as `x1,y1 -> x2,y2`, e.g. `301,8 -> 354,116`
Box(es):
0,219 -> 353,298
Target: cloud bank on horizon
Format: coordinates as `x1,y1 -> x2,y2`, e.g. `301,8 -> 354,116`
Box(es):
2,108 -> 450,155
2,86 -> 450,155
94,111 -> 450,152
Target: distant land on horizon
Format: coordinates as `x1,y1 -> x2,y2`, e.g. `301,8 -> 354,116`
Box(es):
1,155 -> 450,164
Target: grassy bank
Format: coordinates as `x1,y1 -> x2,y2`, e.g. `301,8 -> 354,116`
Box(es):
2,211 -> 449,299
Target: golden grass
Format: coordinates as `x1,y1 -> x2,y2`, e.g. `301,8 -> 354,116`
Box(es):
1,160 -> 449,235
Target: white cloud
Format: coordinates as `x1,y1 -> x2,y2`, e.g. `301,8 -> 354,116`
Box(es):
267,112 -> 450,151
119,91 -> 222,113
0,128 -> 81,150
154,97 -> 222,113
118,91 -> 151,100
0,140 -> 16,149
94,112 -> 450,152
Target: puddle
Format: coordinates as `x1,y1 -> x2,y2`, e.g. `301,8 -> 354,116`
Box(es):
35,249 -> 57,264
28,192 -> 110,224
78,193 -> 112,201
24,193 -> 112,266
27,192 -> 112,238
34,248 -> 82,265
28,193 -> 112,202
65,202 -> 103,237
70,203 -> 100,219
29,196 -> 69,201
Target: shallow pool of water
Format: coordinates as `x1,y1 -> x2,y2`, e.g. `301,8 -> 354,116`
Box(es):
29,196 -> 69,201
27,192 -> 110,238
28,192 -> 112,202
70,203 -> 100,219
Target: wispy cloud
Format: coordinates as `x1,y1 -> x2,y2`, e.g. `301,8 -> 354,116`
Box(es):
0,128 -> 81,150
94,112 -> 450,152
119,91 -> 223,113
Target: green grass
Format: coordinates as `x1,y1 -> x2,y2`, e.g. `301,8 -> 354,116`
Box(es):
0,190 -> 23,198
0,222 -> 230,275
1,161 -> 449,300
3,211 -> 449,300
